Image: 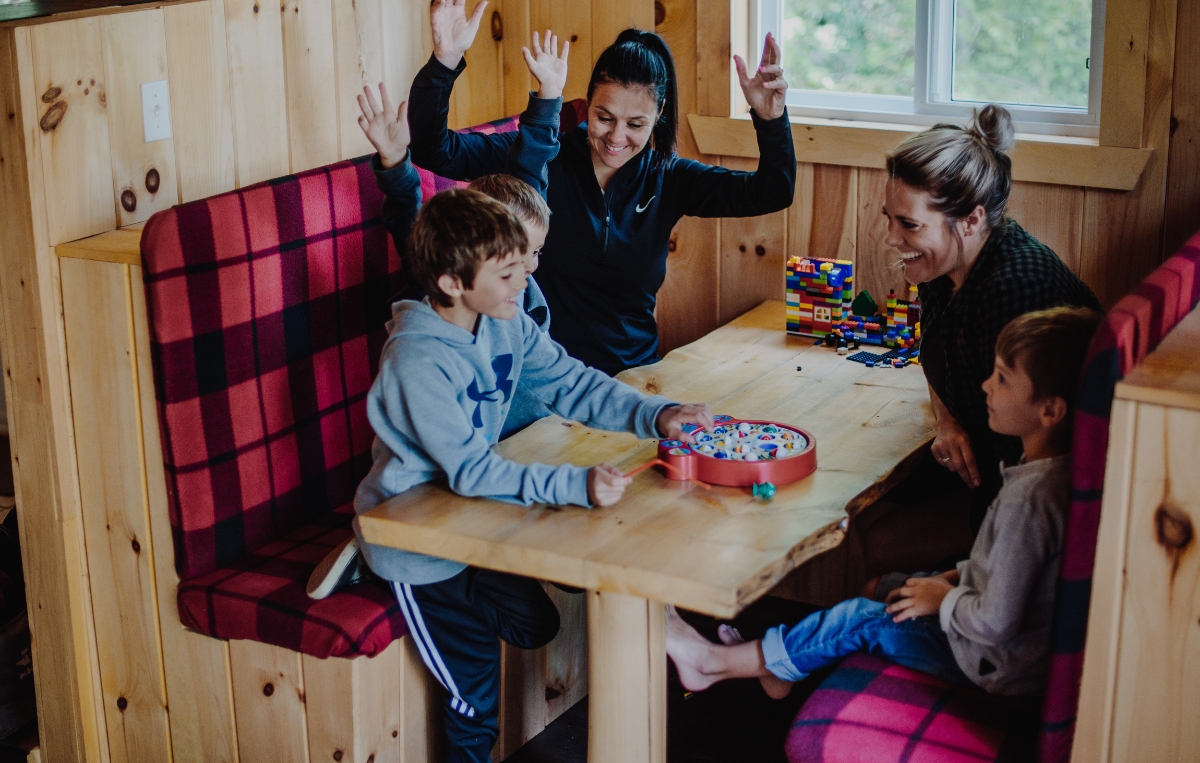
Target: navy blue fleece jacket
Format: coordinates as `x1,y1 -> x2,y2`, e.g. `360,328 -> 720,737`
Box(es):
407,55 -> 798,374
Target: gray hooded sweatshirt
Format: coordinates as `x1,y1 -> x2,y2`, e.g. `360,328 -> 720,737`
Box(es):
352,299 -> 675,583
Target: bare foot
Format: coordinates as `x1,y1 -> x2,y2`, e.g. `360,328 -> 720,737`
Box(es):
665,605 -> 724,692
716,623 -> 794,700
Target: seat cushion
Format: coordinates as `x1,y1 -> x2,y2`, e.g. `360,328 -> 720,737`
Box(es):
787,653 -> 1036,763
177,505 -> 407,659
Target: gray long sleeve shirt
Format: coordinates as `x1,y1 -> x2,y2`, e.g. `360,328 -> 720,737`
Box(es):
939,455 -> 1071,696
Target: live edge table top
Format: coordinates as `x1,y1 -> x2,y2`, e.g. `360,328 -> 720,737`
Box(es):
359,301 -> 935,618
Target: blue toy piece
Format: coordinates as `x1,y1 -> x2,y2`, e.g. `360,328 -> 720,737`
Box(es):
752,482 -> 777,501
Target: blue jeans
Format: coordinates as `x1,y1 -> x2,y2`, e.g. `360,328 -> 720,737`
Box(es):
760,597 -> 971,685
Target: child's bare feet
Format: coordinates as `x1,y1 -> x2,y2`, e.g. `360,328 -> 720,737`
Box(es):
716,623 -> 794,699
665,605 -> 724,692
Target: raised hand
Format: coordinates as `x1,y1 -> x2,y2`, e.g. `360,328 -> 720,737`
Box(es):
431,0 -> 489,69
521,30 -> 570,100
734,32 -> 788,120
357,84 -> 409,169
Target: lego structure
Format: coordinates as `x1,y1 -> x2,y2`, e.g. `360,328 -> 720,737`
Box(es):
786,256 -> 921,349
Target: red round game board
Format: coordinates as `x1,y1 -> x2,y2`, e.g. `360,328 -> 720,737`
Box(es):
656,415 -> 817,487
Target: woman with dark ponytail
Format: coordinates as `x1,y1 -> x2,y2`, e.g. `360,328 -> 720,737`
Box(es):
407,0 -> 796,375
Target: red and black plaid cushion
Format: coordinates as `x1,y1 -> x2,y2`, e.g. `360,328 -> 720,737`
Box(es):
176,505 -> 406,658
142,154 -> 402,581
787,653 -> 1037,763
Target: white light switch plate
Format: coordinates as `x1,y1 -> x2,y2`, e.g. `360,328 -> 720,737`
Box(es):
141,80 -> 171,143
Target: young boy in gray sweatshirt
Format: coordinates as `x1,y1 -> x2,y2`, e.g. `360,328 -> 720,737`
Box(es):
336,187 -> 710,763
664,306 -> 1100,700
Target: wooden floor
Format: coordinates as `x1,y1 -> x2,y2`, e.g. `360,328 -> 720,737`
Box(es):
507,597 -> 823,763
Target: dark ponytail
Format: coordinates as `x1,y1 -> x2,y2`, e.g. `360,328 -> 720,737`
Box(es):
587,29 -> 678,169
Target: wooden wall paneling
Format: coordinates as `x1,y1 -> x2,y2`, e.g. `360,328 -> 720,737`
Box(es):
544,584 -> 588,719
451,1 -> 506,130
331,0 -> 384,160
59,257 -> 173,763
592,0 -> 655,52
718,155 -> 786,324
281,0 -> 340,173
786,162 -> 814,260
1099,0 -> 1152,148
398,638 -> 442,763
223,0 -> 289,186
130,260 -> 241,763
1006,182 -> 1085,274
303,645 -> 403,763
854,167 -> 910,307
500,0 -> 532,117
163,0 -> 237,202
530,0 -> 591,101
28,16 -> 116,244
229,639 -> 310,763
495,582 -> 589,761
101,10 -> 180,227
695,0 -> 730,118
1071,398 -> 1138,763
808,164 -> 856,262
1108,404 -> 1200,761
655,0 -> 698,160
657,217 -> 720,353
1081,0 -> 1179,307
380,0 -> 432,104
0,27 -> 107,763
1163,0 -> 1200,255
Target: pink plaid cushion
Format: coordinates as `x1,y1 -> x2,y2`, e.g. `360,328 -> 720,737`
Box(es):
787,653 -> 1037,763
176,504 -> 407,658
142,155 -> 402,580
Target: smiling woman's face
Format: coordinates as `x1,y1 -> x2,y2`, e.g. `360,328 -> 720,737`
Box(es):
882,179 -> 964,286
586,83 -> 660,174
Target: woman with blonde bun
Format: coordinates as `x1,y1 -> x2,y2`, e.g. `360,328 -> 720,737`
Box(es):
858,105 -> 1101,585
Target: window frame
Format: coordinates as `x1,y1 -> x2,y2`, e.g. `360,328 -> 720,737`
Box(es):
756,0 -> 1107,138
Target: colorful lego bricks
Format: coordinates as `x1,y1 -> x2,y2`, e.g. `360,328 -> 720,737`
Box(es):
786,256 -> 854,337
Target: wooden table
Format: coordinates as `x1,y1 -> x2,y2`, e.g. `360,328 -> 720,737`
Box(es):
359,300 -> 935,763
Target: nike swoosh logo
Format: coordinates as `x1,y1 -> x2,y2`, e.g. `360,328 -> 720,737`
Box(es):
635,196 -> 656,213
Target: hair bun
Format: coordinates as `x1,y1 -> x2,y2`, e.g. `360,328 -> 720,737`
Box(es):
970,104 -> 1015,155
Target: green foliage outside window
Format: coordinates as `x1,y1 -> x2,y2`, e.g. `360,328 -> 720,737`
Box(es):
781,0 -> 1092,109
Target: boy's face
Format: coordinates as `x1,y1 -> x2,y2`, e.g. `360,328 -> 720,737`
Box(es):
521,220 -> 547,277
981,354 -> 1055,438
459,251 -> 527,320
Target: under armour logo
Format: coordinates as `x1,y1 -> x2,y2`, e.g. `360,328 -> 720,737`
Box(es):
465,354 -> 515,428
635,196 -> 656,213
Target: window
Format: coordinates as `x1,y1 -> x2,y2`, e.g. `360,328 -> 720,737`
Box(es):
755,0 -> 1105,137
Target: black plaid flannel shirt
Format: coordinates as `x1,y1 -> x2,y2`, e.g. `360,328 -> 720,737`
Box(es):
918,221 -> 1103,477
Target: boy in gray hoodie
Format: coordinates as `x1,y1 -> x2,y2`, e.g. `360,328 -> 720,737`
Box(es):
664,307 -> 1100,702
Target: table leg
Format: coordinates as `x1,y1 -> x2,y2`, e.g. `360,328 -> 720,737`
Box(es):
586,590 -> 666,763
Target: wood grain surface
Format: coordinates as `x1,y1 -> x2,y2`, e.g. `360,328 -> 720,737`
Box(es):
360,301 -> 934,617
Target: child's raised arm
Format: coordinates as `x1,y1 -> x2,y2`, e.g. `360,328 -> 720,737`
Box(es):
521,30 -> 569,100
358,84 -> 410,169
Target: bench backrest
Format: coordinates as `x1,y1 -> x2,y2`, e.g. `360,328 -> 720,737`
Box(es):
1040,230 -> 1200,761
141,156 -> 401,579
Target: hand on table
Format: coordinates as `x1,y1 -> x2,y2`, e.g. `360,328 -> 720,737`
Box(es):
522,30 -> 569,100
734,32 -> 788,120
588,464 -> 631,507
431,0 -> 488,70
885,576 -> 955,622
357,84 -> 409,169
931,411 -> 980,488
656,403 -> 715,443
